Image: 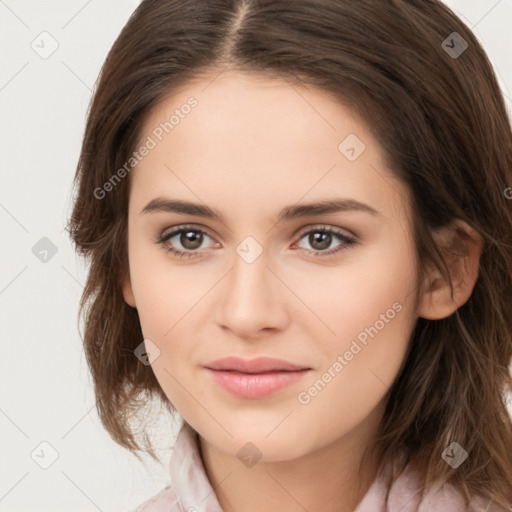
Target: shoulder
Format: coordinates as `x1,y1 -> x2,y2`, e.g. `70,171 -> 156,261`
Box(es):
357,465 -> 500,512
130,484 -> 182,512
418,481 -> 491,512
389,469 -> 499,512
421,479 -> 508,512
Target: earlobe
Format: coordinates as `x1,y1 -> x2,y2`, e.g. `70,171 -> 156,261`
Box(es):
120,270 -> 137,308
417,219 -> 483,321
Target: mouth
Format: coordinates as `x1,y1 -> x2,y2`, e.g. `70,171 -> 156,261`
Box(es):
204,357 -> 312,399
205,356 -> 311,373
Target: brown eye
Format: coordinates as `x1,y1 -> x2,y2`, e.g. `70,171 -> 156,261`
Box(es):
158,225 -> 217,259
307,231 -> 332,251
178,229 -> 204,250
294,226 -> 357,257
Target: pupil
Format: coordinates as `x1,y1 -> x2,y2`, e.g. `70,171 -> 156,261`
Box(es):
182,230 -> 202,250
311,232 -> 331,250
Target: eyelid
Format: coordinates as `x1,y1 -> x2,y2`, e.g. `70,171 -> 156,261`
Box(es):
292,223 -> 355,240
159,223 -> 214,237
158,223 -> 220,248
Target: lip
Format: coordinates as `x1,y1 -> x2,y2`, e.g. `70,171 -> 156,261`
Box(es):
205,356 -> 311,373
204,357 -> 312,399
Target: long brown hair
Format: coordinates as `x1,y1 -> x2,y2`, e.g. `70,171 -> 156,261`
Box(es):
66,0 -> 512,508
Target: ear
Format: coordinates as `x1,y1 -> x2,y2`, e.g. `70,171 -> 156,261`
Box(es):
120,267 -> 137,308
417,219 -> 483,320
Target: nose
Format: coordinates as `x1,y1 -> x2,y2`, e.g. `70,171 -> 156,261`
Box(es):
215,245 -> 290,339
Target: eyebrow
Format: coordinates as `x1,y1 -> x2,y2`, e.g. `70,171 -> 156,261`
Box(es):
141,197 -> 380,222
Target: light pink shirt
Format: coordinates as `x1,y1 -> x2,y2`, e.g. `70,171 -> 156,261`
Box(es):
134,422 -> 493,512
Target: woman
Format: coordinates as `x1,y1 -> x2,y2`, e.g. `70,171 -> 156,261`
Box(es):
67,1 -> 512,510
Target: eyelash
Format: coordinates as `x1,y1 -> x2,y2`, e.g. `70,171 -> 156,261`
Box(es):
156,224 -> 357,260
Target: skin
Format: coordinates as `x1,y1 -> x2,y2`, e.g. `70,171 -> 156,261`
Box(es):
121,69 -> 483,512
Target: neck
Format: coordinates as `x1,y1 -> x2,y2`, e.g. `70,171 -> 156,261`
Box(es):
199,403 -> 385,512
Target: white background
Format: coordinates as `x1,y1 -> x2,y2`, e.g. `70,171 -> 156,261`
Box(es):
1,1 -> 511,511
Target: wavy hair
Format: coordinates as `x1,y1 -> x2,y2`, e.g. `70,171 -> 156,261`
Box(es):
66,0 -> 512,508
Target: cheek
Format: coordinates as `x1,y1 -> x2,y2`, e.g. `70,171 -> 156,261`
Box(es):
128,253 -> 212,398
291,233 -> 417,341
295,239 -> 417,401
296,298 -> 415,443
129,245 -> 212,338
130,263 -> 200,408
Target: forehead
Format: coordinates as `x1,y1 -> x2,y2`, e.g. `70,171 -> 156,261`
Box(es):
130,70 -> 412,225
140,69 -> 368,148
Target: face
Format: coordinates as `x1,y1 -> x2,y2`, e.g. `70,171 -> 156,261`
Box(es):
121,70 -> 422,462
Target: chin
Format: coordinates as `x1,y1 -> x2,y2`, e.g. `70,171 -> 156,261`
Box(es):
200,421 -> 313,463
